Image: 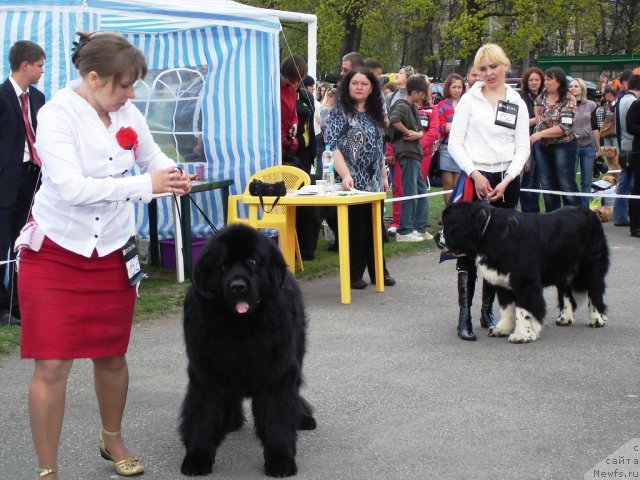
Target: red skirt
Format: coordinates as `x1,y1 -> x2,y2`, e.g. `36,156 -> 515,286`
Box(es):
19,237 -> 136,359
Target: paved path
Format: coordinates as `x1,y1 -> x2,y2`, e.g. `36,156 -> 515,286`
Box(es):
1,222 -> 639,480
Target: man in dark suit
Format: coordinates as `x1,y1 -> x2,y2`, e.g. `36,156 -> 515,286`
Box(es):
0,40 -> 46,326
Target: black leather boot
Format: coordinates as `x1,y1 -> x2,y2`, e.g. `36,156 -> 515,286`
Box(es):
456,271 -> 476,341
479,280 -> 499,328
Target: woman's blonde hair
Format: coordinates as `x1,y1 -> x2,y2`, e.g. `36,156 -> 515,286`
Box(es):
72,32 -> 147,84
473,43 -> 510,71
571,77 -> 588,101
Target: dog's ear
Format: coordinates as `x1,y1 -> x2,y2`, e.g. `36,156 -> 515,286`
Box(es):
261,233 -> 288,287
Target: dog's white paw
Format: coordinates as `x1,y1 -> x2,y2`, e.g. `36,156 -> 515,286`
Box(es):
508,331 -> 534,343
556,296 -> 575,326
556,313 -> 574,326
488,323 -> 511,337
489,304 -> 515,337
508,309 -> 542,343
588,304 -> 607,328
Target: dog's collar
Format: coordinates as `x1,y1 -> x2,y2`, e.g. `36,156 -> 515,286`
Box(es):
480,212 -> 492,237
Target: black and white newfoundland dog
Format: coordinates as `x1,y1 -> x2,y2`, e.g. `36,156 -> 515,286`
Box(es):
435,202 -> 609,343
180,224 -> 316,477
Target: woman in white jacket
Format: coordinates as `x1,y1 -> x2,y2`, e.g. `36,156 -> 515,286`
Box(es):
447,43 -> 530,341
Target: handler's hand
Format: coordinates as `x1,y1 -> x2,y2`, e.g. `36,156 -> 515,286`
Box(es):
486,180 -> 508,202
470,171 -> 492,199
150,167 -> 192,195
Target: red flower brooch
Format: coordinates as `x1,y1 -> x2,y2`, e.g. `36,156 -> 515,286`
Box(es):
116,126 -> 138,159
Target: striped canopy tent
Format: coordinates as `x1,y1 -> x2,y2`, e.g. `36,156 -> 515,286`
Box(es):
0,0 -> 305,239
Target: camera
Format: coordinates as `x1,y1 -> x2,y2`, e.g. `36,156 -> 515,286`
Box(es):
248,179 -> 287,197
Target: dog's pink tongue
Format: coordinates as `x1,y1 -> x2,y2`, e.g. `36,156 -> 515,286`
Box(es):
236,301 -> 250,314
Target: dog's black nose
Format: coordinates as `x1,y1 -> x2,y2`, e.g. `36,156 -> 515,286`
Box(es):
229,278 -> 248,294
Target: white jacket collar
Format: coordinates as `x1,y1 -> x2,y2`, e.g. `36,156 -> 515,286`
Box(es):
469,81 -> 520,102
57,79 -> 133,118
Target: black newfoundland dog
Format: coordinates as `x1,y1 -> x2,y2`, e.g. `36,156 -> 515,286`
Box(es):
435,202 -> 609,343
180,224 -> 316,477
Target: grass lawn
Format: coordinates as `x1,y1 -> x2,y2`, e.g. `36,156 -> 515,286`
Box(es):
0,189 -> 447,355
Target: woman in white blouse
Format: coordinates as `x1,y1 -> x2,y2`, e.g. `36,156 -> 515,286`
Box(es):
447,43 -> 530,341
19,32 -> 191,479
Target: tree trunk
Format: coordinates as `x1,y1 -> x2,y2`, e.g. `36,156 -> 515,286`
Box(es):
340,10 -> 362,56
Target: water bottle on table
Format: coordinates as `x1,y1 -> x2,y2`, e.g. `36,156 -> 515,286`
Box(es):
321,145 -> 335,193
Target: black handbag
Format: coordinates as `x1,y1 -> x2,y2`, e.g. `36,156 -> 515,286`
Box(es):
429,148 -> 442,178
248,179 -> 287,213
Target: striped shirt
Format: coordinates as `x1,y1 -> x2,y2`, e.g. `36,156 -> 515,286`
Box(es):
437,98 -> 456,144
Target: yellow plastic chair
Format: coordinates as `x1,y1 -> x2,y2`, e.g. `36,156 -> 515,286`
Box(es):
227,165 -> 311,270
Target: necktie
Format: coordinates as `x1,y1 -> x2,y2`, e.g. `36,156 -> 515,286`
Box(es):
20,92 -> 42,167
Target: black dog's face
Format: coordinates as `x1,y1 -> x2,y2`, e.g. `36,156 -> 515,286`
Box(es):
192,225 -> 287,316
435,202 -> 490,258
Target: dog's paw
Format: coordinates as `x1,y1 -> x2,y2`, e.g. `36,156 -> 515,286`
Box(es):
508,331 -> 534,344
181,451 -> 214,477
264,456 -> 297,478
298,413 -> 316,430
556,300 -> 575,326
488,325 -> 510,337
588,310 -> 607,328
509,311 -> 542,343
555,314 -> 574,326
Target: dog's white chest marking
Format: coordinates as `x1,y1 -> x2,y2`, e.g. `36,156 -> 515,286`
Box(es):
476,257 -> 511,289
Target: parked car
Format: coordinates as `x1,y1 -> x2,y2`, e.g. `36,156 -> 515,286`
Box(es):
505,77 -> 521,91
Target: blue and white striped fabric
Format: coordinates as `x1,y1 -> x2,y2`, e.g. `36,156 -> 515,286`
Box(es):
125,25 -> 280,239
0,8 -> 96,98
1,0 -> 282,241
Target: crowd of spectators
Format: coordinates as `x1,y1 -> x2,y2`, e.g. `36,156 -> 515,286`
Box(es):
276,51 -> 640,267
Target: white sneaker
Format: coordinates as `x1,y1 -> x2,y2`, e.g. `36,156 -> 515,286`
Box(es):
396,231 -> 425,242
387,226 -> 397,236
419,231 -> 434,240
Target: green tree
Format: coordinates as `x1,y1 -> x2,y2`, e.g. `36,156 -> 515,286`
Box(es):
605,0 -> 640,54
241,0 -> 636,79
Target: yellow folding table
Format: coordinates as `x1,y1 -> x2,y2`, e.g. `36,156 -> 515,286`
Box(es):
241,190 -> 386,304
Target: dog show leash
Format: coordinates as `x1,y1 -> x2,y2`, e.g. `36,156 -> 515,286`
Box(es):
170,192 -> 220,236
480,212 -> 492,238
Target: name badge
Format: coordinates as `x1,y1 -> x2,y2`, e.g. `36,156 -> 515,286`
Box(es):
419,112 -> 429,128
122,235 -> 146,286
560,111 -> 574,125
495,100 -> 518,129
